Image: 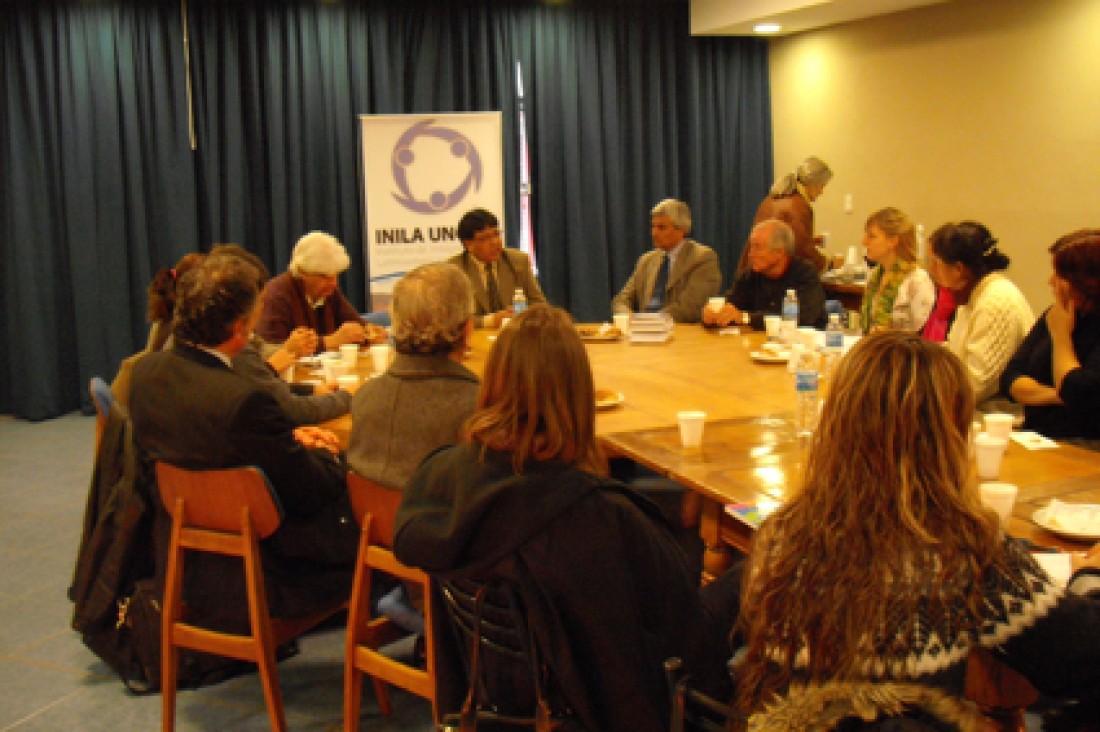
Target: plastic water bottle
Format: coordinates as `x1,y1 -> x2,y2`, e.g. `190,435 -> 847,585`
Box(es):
512,288 -> 527,315
795,368 -> 819,439
781,289 -> 799,344
823,313 -> 844,380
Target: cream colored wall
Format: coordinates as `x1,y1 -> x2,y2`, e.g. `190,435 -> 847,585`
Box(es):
768,0 -> 1100,313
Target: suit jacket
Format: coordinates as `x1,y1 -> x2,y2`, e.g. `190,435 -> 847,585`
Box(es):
256,271 -> 364,348
447,248 -> 547,326
347,352 -> 479,491
129,343 -> 358,619
231,334 -> 351,427
612,239 -> 722,323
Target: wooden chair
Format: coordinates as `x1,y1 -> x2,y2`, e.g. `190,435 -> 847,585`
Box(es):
344,472 -> 436,730
156,463 -> 344,732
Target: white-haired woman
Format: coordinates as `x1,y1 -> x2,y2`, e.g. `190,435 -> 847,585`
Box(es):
738,155 -> 834,274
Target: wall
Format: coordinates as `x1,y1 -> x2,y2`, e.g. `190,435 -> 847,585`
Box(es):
768,0 -> 1100,312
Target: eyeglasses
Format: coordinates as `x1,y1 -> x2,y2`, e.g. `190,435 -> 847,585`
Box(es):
472,228 -> 502,244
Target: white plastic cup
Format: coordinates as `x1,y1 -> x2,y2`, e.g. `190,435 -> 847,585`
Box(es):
677,410 -> 706,449
974,433 -> 1008,480
322,359 -> 350,385
707,297 -> 726,313
764,315 -> 782,340
340,343 -> 359,367
370,343 -> 392,374
797,327 -> 817,349
979,482 -> 1019,524
984,413 -> 1014,440
613,312 -> 631,335
499,317 -> 512,330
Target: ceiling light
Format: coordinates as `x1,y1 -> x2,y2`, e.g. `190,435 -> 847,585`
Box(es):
754,23 -> 782,35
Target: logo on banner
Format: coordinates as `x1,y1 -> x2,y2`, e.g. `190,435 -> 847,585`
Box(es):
391,119 -> 482,214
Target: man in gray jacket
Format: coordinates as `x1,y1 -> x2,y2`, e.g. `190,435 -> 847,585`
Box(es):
347,262 -> 478,490
612,198 -> 722,323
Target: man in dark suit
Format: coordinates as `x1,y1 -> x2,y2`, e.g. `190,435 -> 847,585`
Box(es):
448,208 -> 546,328
129,253 -> 359,622
612,198 -> 722,323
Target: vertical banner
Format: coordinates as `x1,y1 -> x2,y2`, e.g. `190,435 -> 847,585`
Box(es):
515,61 -> 536,274
360,112 -> 504,309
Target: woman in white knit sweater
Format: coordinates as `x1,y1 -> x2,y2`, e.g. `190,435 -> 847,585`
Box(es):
927,221 -> 1034,408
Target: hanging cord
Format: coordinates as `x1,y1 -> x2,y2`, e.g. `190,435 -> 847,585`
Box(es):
181,0 -> 196,151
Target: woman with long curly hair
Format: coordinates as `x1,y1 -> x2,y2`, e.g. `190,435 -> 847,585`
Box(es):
737,331 -> 1100,730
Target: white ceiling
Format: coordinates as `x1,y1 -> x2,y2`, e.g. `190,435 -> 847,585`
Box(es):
690,0 -> 953,37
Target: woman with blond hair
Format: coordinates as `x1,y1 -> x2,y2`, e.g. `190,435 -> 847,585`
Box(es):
738,155 -> 834,274
737,331 -> 1100,730
859,207 -> 935,333
394,304 -> 740,731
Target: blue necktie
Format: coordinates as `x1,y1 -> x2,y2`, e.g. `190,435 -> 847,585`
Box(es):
646,254 -> 670,312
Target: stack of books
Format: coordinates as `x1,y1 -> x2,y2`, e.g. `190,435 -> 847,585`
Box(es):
628,312 -> 674,344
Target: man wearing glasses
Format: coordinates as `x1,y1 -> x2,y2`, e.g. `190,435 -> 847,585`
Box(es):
257,230 -> 385,352
449,208 -> 546,328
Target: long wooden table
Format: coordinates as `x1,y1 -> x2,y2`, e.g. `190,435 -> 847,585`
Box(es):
317,323 -> 1097,720
321,323 -> 1100,571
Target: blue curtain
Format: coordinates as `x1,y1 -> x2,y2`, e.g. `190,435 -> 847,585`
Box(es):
1,0 -> 771,420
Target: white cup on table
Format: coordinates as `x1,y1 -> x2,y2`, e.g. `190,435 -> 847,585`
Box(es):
322,359 -> 350,386
370,343 -> 392,374
340,343 -> 359,368
763,315 -> 782,341
613,312 -> 631,335
979,482 -> 1018,524
797,327 -> 817,350
984,413 -> 1015,440
707,297 -> 726,313
974,432 -> 1008,480
677,410 -> 706,449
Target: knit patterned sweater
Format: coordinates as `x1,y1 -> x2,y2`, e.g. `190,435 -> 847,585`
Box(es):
754,540 -> 1100,730
946,273 -> 1034,405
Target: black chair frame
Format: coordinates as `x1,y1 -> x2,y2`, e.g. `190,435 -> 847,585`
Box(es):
438,577 -> 571,731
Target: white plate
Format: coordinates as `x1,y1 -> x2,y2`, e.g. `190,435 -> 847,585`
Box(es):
595,390 -> 624,410
750,350 -> 789,364
1033,505 -> 1100,542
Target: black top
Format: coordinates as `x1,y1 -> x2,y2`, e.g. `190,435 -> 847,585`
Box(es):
726,255 -> 827,330
1000,308 -> 1100,440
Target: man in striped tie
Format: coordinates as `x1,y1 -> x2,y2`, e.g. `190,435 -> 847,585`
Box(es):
448,208 -> 547,328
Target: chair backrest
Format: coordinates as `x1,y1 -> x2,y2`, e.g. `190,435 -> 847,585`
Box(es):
438,577 -> 568,729
665,657 -> 742,732
154,463 -> 283,538
90,376 -> 113,418
89,376 -> 114,449
347,472 -> 403,548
